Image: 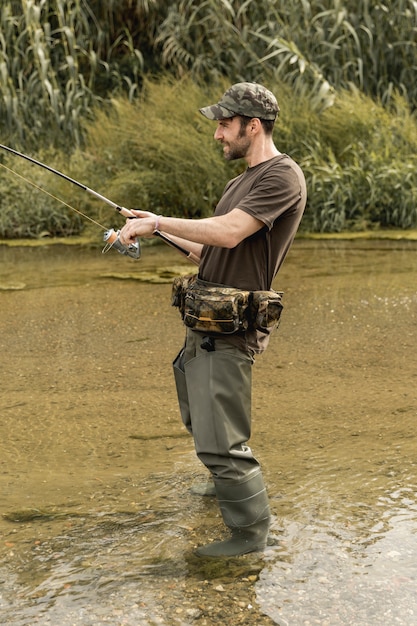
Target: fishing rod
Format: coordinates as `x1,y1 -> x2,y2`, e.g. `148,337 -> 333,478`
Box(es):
0,143 -> 199,264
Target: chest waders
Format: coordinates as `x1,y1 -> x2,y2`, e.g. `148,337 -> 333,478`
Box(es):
173,329 -> 270,557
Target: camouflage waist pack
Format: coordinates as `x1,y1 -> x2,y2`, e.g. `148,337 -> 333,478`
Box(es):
251,289 -> 284,333
172,275 -> 284,335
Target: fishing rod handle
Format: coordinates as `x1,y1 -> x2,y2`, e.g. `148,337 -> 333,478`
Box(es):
154,231 -> 199,266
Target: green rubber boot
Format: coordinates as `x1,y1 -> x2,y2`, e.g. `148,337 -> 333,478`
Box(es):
195,471 -> 270,557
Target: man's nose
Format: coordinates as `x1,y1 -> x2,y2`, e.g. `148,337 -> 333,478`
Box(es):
214,126 -> 223,140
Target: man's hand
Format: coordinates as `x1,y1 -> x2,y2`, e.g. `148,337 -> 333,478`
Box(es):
119,209 -> 159,245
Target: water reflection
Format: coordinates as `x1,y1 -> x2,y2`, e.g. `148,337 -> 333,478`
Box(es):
0,239 -> 416,625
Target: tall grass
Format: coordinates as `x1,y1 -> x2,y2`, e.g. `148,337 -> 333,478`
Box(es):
155,0 -> 417,110
1,1 -> 417,151
0,0 -> 150,148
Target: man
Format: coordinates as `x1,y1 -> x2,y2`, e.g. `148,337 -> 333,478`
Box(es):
119,82 -> 306,557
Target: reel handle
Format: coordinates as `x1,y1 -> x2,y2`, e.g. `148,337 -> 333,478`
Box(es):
102,229 -> 141,259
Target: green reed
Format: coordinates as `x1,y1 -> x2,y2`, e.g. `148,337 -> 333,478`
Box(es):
1,0 -> 416,150
156,0 -> 417,109
0,0 -> 147,149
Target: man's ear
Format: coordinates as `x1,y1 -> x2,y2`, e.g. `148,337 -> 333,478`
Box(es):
250,118 -> 262,133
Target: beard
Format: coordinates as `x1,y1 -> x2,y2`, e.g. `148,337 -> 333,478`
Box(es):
222,128 -> 251,161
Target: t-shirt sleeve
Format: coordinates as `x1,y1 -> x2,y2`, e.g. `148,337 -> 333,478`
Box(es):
235,162 -> 304,230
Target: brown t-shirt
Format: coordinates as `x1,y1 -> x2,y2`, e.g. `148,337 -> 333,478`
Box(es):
198,153 -> 306,354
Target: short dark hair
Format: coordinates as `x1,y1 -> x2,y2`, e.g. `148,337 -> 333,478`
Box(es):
237,115 -> 275,136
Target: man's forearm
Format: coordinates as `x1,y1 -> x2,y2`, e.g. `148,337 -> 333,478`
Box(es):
158,215 -> 227,247
119,208 -> 263,250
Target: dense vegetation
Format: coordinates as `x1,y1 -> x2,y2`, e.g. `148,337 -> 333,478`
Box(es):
0,0 -> 416,237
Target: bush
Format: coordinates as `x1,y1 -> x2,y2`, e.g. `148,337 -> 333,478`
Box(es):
1,77 -> 417,238
80,77 -> 417,233
80,77 -> 235,220
0,154 -> 84,238
299,89 -> 417,231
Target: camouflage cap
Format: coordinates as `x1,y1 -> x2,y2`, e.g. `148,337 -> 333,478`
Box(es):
199,82 -> 279,121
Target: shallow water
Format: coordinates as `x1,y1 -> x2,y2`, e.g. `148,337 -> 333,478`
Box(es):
0,239 -> 416,625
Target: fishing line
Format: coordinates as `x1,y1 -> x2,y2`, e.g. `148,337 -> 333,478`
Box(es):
0,159 -> 141,258
0,161 -> 106,230
0,143 -> 198,263
0,143 -> 130,215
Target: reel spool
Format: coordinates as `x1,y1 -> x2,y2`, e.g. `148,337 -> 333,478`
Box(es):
102,229 -> 141,259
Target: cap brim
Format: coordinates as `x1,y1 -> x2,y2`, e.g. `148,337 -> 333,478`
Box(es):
199,104 -> 235,120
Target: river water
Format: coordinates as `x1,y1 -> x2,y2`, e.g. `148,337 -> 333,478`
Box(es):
0,238 -> 416,626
